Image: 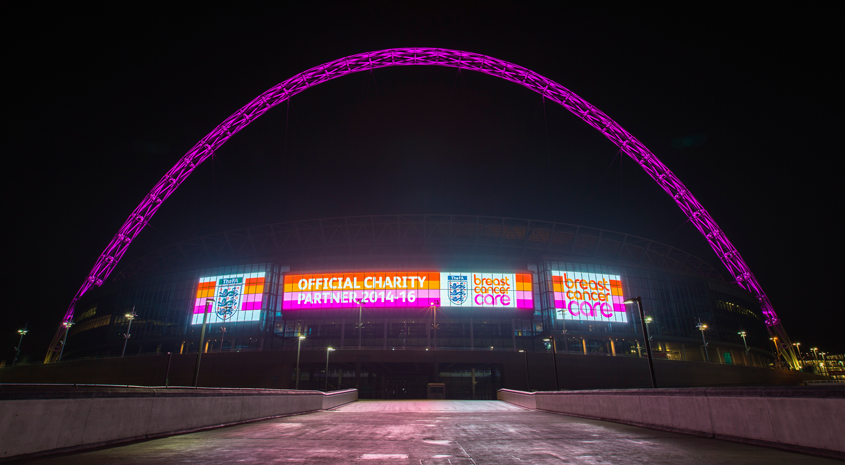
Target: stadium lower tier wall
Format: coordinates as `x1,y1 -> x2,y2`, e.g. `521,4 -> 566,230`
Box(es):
0,386 -> 358,461
498,387 -> 845,459
0,350 -> 826,396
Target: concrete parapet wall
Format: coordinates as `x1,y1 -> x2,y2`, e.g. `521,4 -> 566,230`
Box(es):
497,388 -> 536,409
0,385 -> 357,461
498,387 -> 845,459
322,389 -> 358,409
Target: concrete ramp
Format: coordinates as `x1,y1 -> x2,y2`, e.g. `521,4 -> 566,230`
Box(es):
9,398 -> 839,464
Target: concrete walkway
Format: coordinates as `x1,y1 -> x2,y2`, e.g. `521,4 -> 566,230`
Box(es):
13,400 -> 839,464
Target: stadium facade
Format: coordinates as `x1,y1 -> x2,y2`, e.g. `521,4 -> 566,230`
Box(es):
64,215 -> 776,397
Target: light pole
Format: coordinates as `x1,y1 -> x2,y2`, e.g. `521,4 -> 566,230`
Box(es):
624,297 -> 657,388
430,300 -> 440,350
519,349 -> 530,392
217,326 -> 228,352
324,347 -> 335,391
355,299 -> 364,349
295,335 -> 305,389
58,320 -> 74,362
644,316 -> 654,355
697,319 -> 709,363
192,298 -> 214,387
793,342 -> 802,368
543,337 -> 560,390
738,330 -> 749,354
769,337 -> 782,368
121,307 -> 138,357
13,325 -> 28,366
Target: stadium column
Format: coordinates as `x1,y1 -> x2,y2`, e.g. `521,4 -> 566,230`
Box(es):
470,319 -> 474,350
511,320 -> 516,352
383,319 -> 387,350
340,319 -> 345,349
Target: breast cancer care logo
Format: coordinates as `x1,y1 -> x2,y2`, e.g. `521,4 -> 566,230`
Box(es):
216,277 -> 243,320
447,275 -> 469,305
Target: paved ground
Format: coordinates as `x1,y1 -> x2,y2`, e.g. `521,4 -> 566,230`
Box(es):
15,400 -> 839,464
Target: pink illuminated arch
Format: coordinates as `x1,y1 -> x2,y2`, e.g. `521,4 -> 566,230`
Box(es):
47,48 -> 797,366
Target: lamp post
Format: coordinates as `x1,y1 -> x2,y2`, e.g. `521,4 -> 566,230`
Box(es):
769,336 -> 782,368
355,299 -> 364,349
519,349 -> 530,392
793,342 -> 802,368
738,330 -> 749,354
324,347 -> 335,391
192,298 -> 214,387
543,337 -> 560,390
644,316 -> 654,355
624,297 -> 657,388
121,307 -> 138,357
217,326 -> 228,352
58,320 -> 74,362
295,335 -> 305,389
696,319 -> 710,363
12,325 -> 28,366
430,300 -> 440,350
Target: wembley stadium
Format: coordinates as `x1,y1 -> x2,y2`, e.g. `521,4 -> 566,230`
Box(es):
7,48 -> 824,398
49,214 -> 796,398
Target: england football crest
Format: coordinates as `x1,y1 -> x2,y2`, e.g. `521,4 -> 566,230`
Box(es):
216,277 -> 243,320
447,275 -> 469,305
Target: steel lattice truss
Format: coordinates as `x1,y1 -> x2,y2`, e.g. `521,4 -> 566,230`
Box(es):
47,48 -> 798,368
114,215 -> 725,281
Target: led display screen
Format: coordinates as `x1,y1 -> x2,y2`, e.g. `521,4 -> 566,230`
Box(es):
551,271 -> 627,322
192,272 -> 265,324
282,271 -> 533,309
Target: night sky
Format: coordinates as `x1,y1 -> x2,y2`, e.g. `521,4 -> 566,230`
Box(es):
4,3 -> 841,363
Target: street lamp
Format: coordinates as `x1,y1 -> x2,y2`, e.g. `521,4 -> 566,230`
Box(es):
519,349 -> 530,392
811,347 -> 819,360
738,330 -> 749,354
58,320 -> 74,362
430,300 -> 440,350
696,319 -> 709,363
324,347 -> 335,391
644,316 -> 654,355
623,297 -> 657,388
217,326 -> 228,352
295,335 -> 305,389
543,337 -> 560,390
121,307 -> 138,357
192,298 -> 214,387
354,299 -> 364,349
12,325 -> 28,366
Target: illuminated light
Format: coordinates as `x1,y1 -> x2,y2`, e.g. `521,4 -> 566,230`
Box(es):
299,336 -> 306,340
551,271 -> 626,323
192,272 -> 265,324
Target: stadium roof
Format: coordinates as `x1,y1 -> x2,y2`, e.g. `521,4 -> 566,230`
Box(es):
115,215 -> 724,281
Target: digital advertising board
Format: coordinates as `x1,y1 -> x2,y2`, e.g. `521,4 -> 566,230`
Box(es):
192,272 -> 265,324
282,271 -> 533,310
551,271 -> 627,322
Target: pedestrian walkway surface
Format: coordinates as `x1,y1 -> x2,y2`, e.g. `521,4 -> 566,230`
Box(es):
14,400 -> 839,464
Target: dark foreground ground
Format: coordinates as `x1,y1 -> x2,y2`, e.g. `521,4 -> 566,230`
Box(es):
12,400 -> 840,464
